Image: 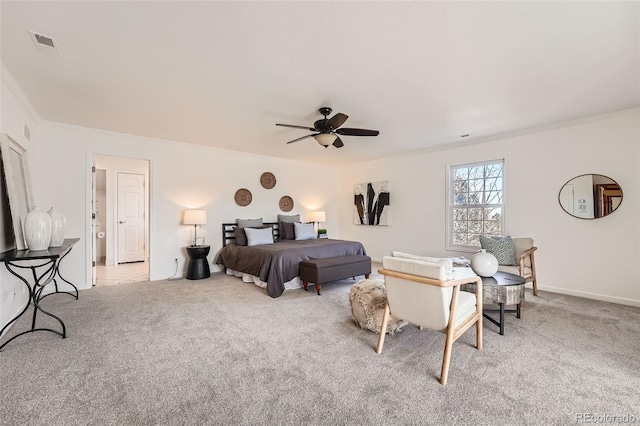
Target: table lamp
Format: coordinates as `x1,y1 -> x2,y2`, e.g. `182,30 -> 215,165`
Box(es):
309,210 -> 326,236
184,209 -> 207,246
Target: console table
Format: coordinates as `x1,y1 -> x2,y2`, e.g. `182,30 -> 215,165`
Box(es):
0,238 -> 80,351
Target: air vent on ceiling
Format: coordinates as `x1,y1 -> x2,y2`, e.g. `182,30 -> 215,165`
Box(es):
29,31 -> 61,56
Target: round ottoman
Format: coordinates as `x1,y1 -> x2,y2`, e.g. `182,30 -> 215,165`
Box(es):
349,278 -> 408,334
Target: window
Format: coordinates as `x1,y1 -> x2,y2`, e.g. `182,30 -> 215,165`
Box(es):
448,159 -> 504,250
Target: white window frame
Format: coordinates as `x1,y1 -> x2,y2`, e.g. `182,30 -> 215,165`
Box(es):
446,159 -> 505,252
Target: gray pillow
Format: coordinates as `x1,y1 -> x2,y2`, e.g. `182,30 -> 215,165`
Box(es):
277,214 -> 300,223
233,227 -> 248,246
279,222 -> 296,240
237,218 -> 263,228
479,235 -> 518,266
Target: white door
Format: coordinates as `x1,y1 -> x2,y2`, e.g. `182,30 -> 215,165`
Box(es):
117,172 -> 145,263
91,165 -> 97,285
559,183 -> 574,215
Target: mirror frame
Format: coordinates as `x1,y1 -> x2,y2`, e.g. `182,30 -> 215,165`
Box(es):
0,133 -> 35,250
558,173 -> 623,220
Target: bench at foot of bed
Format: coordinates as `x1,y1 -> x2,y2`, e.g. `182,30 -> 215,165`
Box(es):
299,255 -> 371,295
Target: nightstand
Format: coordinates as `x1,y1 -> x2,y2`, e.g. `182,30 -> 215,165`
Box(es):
186,245 -> 210,280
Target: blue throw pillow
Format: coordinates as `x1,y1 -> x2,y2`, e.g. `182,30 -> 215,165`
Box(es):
479,235 -> 518,266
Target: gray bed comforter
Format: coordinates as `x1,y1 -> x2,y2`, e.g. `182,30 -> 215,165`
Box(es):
216,239 -> 366,297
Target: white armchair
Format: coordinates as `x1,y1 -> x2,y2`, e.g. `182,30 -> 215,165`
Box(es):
377,254 -> 483,385
496,237 -> 538,296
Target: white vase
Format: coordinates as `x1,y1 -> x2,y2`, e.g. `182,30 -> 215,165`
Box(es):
470,249 -> 498,277
24,207 -> 52,251
48,207 -> 66,247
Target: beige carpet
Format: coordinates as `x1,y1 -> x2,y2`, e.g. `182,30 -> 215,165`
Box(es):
0,271 -> 638,425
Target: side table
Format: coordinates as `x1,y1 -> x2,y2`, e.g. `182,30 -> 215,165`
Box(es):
462,271 -> 525,335
186,245 -> 210,280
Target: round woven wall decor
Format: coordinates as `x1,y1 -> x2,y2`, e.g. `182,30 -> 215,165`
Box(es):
260,172 -> 276,189
234,188 -> 252,206
279,195 -> 294,212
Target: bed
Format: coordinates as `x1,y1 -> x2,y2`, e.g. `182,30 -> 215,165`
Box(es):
216,222 -> 367,298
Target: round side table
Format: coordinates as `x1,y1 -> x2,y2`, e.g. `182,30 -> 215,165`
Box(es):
186,245 -> 211,280
461,271 -> 525,335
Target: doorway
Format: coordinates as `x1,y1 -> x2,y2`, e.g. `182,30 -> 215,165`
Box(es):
92,155 -> 150,286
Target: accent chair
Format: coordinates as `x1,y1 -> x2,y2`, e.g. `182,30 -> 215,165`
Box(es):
377,254 -> 483,385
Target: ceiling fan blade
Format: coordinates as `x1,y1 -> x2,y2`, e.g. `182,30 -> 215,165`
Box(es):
332,137 -> 344,148
276,123 -> 316,131
286,134 -> 317,144
335,128 -> 379,137
326,113 -> 348,129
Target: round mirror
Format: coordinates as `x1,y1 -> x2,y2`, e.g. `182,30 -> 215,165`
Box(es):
558,174 -> 622,219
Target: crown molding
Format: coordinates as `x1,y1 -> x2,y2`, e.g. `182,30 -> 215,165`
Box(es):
0,62 -> 42,124
350,107 -> 640,166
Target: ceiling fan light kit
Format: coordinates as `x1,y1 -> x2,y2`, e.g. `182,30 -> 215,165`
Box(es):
276,107 -> 379,149
314,133 -> 337,147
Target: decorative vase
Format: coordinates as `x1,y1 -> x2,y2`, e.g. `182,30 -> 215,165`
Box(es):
470,249 -> 498,277
24,207 -> 52,251
48,207 -> 66,247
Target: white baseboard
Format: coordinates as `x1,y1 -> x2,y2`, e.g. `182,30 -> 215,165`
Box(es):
538,285 -> 640,308
0,293 -> 30,339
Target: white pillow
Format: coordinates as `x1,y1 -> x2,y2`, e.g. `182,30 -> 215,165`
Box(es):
245,227 -> 274,246
294,222 -> 316,241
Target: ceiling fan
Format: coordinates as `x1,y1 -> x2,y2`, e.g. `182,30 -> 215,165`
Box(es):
276,107 -> 379,148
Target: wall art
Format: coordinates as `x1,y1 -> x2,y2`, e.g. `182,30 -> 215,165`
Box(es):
234,188 -> 252,206
260,172 -> 276,189
279,196 -> 293,212
354,181 -> 389,225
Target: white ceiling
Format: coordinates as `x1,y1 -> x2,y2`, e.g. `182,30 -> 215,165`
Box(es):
1,1 -> 638,166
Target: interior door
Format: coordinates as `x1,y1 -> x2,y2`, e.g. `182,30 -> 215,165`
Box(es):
117,172 -> 145,263
559,183 -> 574,215
91,165 -> 97,285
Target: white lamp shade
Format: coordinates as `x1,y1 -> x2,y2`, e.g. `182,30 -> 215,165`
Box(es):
309,211 -> 326,222
184,209 -> 207,225
314,133 -> 337,147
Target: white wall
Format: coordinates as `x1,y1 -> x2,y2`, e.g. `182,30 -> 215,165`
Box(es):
0,65 -> 40,335
33,122 -> 340,289
338,110 -> 640,307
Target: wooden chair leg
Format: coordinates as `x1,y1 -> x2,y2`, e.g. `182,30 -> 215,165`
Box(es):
440,286 -> 460,385
530,253 -> 538,296
476,277 -> 483,351
475,312 -> 483,351
441,333 -> 454,386
376,303 -> 390,354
